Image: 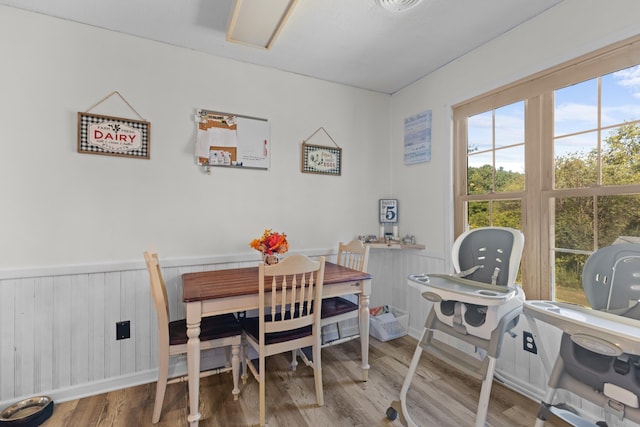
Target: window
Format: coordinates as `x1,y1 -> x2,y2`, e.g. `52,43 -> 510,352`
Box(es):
453,35 -> 640,303
466,102 -> 525,228
553,70 -> 640,305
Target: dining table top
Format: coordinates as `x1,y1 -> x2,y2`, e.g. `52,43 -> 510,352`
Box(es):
182,261 -> 372,302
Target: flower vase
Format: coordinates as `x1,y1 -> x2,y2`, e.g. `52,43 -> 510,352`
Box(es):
262,253 -> 279,265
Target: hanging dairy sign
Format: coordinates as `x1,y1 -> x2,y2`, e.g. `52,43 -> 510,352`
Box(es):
88,121 -> 142,152
78,112 -> 151,159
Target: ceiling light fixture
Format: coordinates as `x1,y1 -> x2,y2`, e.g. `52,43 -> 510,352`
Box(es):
376,0 -> 423,12
227,0 -> 298,50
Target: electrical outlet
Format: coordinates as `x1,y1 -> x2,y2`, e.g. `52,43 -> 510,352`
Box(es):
116,320 -> 131,340
523,331 -> 537,354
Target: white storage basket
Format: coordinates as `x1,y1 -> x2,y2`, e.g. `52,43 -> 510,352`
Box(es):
370,306 -> 409,342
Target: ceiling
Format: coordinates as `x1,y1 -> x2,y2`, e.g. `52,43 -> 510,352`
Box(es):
1,0 -> 564,94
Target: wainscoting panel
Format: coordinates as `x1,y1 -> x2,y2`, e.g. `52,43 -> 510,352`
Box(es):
2,249 -> 636,427
0,251 -> 332,408
367,249 -> 395,308
366,248 -> 446,323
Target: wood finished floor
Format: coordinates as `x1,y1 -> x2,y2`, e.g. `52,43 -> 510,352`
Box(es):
42,335 -> 569,427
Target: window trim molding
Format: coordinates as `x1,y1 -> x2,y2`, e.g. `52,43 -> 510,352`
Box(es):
454,35 -> 640,119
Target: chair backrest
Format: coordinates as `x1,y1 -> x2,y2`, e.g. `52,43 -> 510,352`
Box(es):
582,243 -> 640,317
259,254 -> 325,337
337,239 -> 370,272
144,251 -> 170,343
452,226 -> 524,286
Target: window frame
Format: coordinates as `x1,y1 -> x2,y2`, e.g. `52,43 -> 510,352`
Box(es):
453,35 -> 640,300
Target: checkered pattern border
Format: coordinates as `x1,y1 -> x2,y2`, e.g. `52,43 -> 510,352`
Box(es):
301,144 -> 342,175
78,112 -> 150,159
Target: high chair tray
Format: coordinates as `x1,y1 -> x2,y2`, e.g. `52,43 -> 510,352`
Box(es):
524,300 -> 640,355
408,273 -> 518,306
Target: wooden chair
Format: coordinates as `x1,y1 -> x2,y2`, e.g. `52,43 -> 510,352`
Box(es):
144,251 -> 242,424
240,254 -> 326,427
291,240 -> 369,369
322,239 -> 370,342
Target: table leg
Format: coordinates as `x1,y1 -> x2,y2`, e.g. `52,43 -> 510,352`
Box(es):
231,343 -> 240,400
186,302 -> 202,427
359,292 -> 371,381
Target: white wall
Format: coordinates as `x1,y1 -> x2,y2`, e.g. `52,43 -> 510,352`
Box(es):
0,6 -> 391,269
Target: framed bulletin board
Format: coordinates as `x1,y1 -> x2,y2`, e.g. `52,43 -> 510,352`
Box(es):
77,112 -> 150,159
195,109 -> 270,170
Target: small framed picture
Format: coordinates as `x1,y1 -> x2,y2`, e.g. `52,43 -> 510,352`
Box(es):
301,143 -> 342,176
379,199 -> 398,223
78,112 -> 151,159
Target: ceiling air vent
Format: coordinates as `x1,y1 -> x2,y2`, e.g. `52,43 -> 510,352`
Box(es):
376,0 -> 423,12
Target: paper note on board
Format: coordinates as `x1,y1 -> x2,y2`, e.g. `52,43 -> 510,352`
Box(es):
195,109 -> 270,169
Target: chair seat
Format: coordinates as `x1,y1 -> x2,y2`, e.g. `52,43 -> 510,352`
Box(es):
145,250 -> 243,424
169,313 -> 241,346
240,316 -> 312,344
321,296 -> 358,319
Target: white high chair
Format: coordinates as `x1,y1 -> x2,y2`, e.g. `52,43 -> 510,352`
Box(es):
525,243 -> 640,427
388,227 -> 525,427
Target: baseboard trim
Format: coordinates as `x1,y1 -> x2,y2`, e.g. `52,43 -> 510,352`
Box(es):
0,347 -> 261,410
0,369 -> 159,410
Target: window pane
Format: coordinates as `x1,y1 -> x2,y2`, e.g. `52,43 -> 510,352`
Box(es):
495,102 -> 524,148
468,111 -> 492,153
554,252 -> 589,306
492,199 -> 521,229
467,200 -> 521,229
468,102 -> 525,195
554,132 -> 598,189
468,201 -> 490,228
555,79 -> 597,136
602,65 -> 640,128
597,194 -> 640,246
467,153 -> 493,194
555,196 -> 594,251
601,124 -> 640,186
495,146 -> 525,191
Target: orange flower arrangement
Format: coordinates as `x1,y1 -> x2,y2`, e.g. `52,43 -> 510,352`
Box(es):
249,229 -> 289,255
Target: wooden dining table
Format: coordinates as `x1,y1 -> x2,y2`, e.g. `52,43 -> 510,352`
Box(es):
181,261 -> 373,427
